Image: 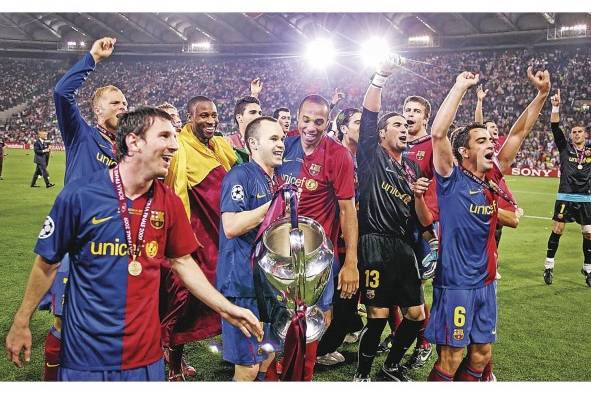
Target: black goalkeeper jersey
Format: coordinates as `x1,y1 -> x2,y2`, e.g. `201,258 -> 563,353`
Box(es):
551,122 -> 591,195
357,108 -> 421,239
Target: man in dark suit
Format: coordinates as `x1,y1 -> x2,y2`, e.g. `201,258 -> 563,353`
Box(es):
0,137 -> 5,180
31,130 -> 54,188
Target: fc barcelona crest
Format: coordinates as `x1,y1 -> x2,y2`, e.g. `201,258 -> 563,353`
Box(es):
150,210 -> 165,229
453,328 -> 464,340
145,240 -> 159,258
309,163 -> 322,176
416,151 -> 425,160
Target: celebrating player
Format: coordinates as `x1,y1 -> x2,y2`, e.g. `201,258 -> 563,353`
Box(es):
543,89 -> 591,287
5,107 -> 263,381
218,116 -> 286,380
278,94 -> 358,380
353,61 -> 431,382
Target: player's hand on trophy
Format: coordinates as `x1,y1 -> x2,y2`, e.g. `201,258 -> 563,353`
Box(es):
90,37 -> 117,64
331,88 -> 345,106
5,318 -> 32,368
455,71 -> 479,90
250,77 -> 263,98
337,257 -> 359,299
527,66 -> 551,94
476,85 -> 489,101
551,88 -> 561,107
412,177 -> 432,198
220,304 -> 264,339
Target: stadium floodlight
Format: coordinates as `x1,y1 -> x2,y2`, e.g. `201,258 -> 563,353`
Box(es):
79,41 -> 85,47
408,35 -> 431,44
191,41 -> 211,50
67,41 -> 76,49
360,36 -> 391,68
305,38 -> 336,69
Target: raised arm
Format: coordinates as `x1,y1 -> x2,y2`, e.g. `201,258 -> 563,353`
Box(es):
363,57 -> 398,112
549,89 -> 568,151
474,85 -> 488,124
53,37 -> 117,147
431,72 -> 479,177
250,78 -> 263,99
496,67 -> 550,172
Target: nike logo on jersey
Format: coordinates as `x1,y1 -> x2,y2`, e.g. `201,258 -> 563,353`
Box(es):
46,362 -> 60,368
469,189 -> 481,195
256,193 -> 266,199
91,216 -> 113,225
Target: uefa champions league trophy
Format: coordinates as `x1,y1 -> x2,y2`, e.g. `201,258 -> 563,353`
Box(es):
255,188 -> 333,343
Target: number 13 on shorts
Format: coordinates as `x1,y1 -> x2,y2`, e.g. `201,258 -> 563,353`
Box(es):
364,269 -> 380,288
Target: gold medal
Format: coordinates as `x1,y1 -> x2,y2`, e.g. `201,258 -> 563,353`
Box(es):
128,259 -> 142,276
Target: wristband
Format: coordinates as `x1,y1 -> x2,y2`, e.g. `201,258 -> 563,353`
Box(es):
371,73 -> 388,88
551,106 -> 560,113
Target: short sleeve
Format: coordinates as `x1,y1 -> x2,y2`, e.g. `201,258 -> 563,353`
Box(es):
331,146 -> 355,200
34,189 -> 80,263
165,191 -> 200,258
220,167 -> 249,213
435,165 -> 460,197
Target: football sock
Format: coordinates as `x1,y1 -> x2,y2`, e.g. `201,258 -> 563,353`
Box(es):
546,232 -> 561,259
169,344 -> 184,372
43,329 -> 61,381
384,318 -> 422,368
545,258 -> 555,269
356,318 -> 387,376
583,238 -> 591,266
455,363 -> 484,381
482,359 -> 494,381
416,304 -> 430,348
388,306 -> 401,335
428,363 -> 454,381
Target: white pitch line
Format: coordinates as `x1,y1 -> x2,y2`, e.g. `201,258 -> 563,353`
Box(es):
523,215 -> 552,220
510,190 -> 555,196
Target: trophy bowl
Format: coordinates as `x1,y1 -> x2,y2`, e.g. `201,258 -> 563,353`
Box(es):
256,215 -> 334,342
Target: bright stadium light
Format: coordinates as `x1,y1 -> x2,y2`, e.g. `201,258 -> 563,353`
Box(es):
79,41 -> 86,47
408,35 -> 431,44
305,38 -> 336,69
191,41 -> 211,50
360,37 -> 391,68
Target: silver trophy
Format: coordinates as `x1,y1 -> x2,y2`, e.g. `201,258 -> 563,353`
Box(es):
256,190 -> 333,343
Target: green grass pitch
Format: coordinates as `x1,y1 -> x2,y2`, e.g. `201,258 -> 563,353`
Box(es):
0,148 -> 590,381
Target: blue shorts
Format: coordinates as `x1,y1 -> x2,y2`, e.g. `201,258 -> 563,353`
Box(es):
39,255 -> 70,316
222,297 -> 281,366
425,282 -> 497,347
316,257 -> 337,311
58,358 -> 164,381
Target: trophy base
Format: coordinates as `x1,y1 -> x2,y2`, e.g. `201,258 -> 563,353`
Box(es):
273,305 -> 326,344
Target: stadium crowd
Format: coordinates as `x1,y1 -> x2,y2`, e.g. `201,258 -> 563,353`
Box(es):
1,46 -> 590,168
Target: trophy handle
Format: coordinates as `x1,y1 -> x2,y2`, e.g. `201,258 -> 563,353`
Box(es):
289,228 -> 306,306
284,189 -> 298,230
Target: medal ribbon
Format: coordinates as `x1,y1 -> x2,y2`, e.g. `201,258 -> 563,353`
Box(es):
97,124 -> 117,156
112,166 -> 154,264
460,166 -> 517,209
407,134 -> 431,147
572,144 -> 585,169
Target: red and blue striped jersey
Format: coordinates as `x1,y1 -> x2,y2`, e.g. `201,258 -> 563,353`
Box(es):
35,169 -> 198,371
434,166 -> 499,289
